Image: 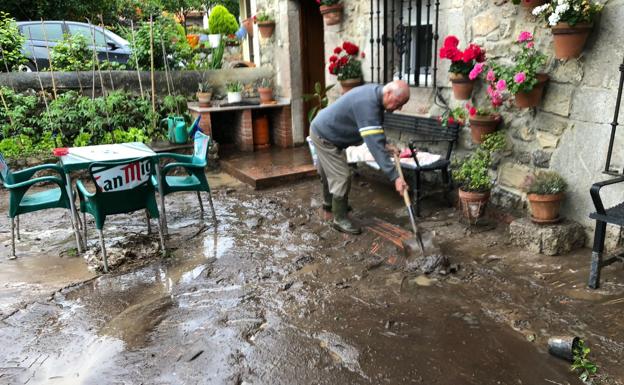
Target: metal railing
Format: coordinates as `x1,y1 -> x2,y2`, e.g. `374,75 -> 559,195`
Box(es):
369,0 -> 440,88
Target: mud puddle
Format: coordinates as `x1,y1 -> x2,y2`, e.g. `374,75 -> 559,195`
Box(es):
0,175 -> 623,384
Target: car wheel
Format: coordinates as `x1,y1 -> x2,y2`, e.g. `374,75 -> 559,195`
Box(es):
18,61 -> 36,72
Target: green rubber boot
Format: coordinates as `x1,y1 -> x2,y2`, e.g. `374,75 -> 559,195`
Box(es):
322,178 -> 332,212
331,196 -> 361,235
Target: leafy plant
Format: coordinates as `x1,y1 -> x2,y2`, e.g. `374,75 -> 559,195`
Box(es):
453,132 -> 506,192
130,14 -> 192,70
208,5 -> 239,35
525,171 -> 567,195
490,32 -> 547,95
0,11 -> 25,71
0,87 -> 41,139
49,33 -> 93,72
438,107 -> 466,127
533,0 -> 603,26
329,42 -> 364,81
259,78 -> 272,89
226,81 -> 243,93
571,339 -> 598,383
302,81 -> 335,123
198,82 -> 212,93
255,11 -> 274,22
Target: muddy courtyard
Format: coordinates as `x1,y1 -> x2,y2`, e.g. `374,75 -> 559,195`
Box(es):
0,172 -> 623,385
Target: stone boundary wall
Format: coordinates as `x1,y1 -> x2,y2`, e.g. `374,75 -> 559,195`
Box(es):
0,68 -> 273,97
324,0 -> 624,246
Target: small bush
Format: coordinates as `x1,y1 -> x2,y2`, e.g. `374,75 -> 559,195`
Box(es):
130,14 -> 192,70
525,171 -> 567,195
0,12 -> 26,71
49,34 -> 93,71
453,132 -> 506,192
208,5 -> 239,35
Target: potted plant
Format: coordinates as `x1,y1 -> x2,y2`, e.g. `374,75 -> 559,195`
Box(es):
328,42 -> 365,93
438,106 -> 466,128
258,78 -> 274,104
453,132 -> 506,221
255,11 -> 275,38
439,36 -> 486,100
208,5 -> 239,48
317,0 -> 343,26
525,171 -> 567,223
226,81 -> 243,104
467,60 -> 508,143
197,82 -> 212,107
512,0 -> 548,10
492,31 -> 549,108
532,0 -> 604,59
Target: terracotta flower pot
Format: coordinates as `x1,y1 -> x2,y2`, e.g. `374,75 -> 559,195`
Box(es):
469,114 -> 500,144
196,91 -> 212,107
458,189 -> 490,220
340,78 -> 363,94
253,115 -> 271,150
320,3 -> 344,26
257,21 -> 275,38
552,23 -> 593,60
258,87 -> 274,104
515,73 -> 549,108
520,0 -> 547,8
528,192 -> 564,223
449,73 -> 474,100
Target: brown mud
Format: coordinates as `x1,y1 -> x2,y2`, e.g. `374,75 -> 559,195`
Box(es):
0,173 -> 623,385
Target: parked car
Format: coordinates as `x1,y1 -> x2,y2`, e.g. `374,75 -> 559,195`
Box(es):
17,21 -> 132,71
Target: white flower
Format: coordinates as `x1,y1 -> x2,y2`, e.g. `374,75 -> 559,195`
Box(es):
532,4 -> 551,15
548,13 -> 561,25
554,2 -> 570,14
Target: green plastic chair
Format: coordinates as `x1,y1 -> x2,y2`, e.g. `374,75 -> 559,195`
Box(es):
151,130 -> 217,226
77,157 -> 165,272
0,154 -> 81,259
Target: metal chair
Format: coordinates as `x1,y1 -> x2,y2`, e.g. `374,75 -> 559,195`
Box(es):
151,130 -> 217,226
0,154 -> 81,258
77,157 -> 165,272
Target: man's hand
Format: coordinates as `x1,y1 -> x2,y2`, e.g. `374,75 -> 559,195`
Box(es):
386,143 -> 400,157
394,177 -> 408,195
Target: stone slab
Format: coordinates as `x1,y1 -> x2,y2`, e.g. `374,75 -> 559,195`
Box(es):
509,217 -> 586,256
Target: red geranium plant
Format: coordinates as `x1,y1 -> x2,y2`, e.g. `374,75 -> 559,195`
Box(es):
328,41 -> 364,81
439,35 -> 486,76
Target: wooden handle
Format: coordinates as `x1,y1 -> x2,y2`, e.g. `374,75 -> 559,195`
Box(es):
394,154 -> 412,207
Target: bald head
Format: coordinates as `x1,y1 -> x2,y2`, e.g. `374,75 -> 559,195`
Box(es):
382,80 -> 410,111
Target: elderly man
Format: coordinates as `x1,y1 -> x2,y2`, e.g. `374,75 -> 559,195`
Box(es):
310,80 -> 411,234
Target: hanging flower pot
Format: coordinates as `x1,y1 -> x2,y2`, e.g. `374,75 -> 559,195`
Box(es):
320,3 -> 344,26
449,73 -> 474,100
519,0 -> 547,9
458,189 -> 490,220
515,73 -> 549,108
257,21 -> 275,38
339,78 -> 363,94
469,114 -> 500,144
552,23 -> 593,60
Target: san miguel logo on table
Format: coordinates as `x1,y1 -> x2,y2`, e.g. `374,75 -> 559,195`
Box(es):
93,160 -> 151,192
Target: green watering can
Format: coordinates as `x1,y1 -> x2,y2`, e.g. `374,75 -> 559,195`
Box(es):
160,116 -> 188,144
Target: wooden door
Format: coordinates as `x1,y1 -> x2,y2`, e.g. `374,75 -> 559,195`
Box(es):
299,0 -> 325,137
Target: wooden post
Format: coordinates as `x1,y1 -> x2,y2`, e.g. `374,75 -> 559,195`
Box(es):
130,19 -> 145,99
149,15 -> 157,129
40,19 -> 57,99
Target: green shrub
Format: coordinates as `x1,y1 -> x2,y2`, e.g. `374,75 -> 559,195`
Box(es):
130,14 -> 192,70
0,87 -> 41,139
0,12 -> 26,71
208,5 -> 239,35
49,34 -> 93,71
525,171 -> 567,195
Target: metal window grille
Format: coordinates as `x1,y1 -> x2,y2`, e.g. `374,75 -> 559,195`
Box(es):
369,0 -> 440,88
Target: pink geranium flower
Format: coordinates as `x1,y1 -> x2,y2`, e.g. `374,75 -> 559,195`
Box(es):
517,31 -> 533,43
526,41 -> 534,49
486,69 -> 496,82
469,62 -> 485,80
496,79 -> 507,91
514,72 -> 526,84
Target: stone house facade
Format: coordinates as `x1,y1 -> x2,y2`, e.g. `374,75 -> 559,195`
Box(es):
241,0 -> 624,244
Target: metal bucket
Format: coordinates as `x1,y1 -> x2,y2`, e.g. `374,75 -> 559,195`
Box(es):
547,336 -> 580,362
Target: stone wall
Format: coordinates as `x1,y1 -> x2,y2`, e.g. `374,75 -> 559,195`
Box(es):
323,0 -> 624,245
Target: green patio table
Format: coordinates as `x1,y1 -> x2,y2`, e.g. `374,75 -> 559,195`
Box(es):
59,142 -> 169,251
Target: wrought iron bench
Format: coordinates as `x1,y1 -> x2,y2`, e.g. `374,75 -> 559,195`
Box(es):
383,112 -> 460,217
588,57 -> 624,289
